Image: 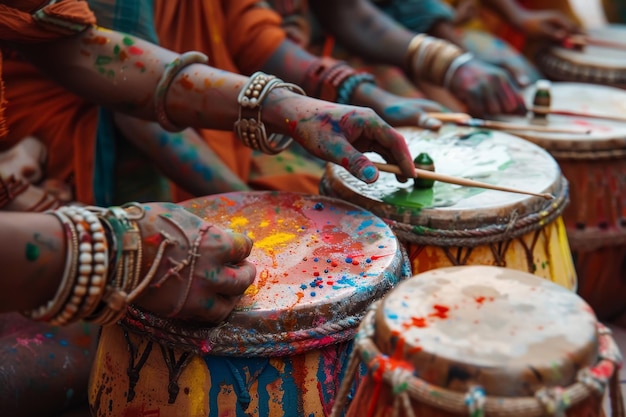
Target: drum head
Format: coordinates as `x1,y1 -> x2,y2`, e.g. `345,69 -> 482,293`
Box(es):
374,266 -> 598,396
498,82 -> 626,152
322,127 -> 563,231
180,192 -> 405,342
537,25 -> 626,88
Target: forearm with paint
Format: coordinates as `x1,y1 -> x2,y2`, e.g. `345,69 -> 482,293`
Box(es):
0,213 -> 65,312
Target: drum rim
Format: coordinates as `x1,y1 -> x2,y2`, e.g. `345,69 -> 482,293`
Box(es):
321,171 -> 569,247
119,192 -> 411,357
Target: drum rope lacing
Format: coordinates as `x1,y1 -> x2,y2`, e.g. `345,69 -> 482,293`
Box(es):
385,177 -> 569,247
118,248 -> 412,358
330,301 -> 625,417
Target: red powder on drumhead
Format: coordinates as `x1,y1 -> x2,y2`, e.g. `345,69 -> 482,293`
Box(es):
407,317 -> 427,328
475,296 -> 485,304
429,304 -> 449,319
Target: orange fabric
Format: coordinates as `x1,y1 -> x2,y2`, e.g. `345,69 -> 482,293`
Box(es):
2,59 -> 98,204
154,0 -> 324,201
477,0 -> 581,52
0,0 -> 97,202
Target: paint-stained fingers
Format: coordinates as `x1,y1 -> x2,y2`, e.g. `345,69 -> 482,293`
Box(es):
362,123 -> 415,180
211,260 -> 257,296
496,79 -> 527,115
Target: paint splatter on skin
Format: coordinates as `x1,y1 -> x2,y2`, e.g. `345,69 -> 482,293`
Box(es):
25,242 -> 39,261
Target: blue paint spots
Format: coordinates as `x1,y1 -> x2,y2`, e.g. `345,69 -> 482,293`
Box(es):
366,258 -> 372,263
300,284 -> 307,290
59,340 -> 68,347
310,292 -> 316,297
326,259 -> 331,263
313,202 -> 324,210
345,257 -> 353,263
314,257 -> 319,262
49,353 -> 55,359
357,219 -> 374,231
66,388 -> 74,400
362,165 -> 377,182
44,333 -> 54,339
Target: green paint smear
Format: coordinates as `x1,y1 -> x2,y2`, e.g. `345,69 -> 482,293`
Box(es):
113,44 -> 120,56
122,36 -> 134,46
25,242 -> 40,261
95,55 -> 112,65
382,182 -> 487,211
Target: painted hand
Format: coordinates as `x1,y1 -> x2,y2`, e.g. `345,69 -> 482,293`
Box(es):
448,60 -> 527,117
133,202 -> 256,323
266,93 -> 416,183
516,10 -> 580,41
374,96 -> 445,129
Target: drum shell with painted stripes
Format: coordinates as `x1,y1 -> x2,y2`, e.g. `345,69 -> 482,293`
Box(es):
321,127 -> 577,291
88,192 -> 409,417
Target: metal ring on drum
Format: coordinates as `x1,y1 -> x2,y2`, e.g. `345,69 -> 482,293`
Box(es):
333,266 -> 623,417
88,192 -> 410,417
496,81 -> 626,321
321,126 -> 577,291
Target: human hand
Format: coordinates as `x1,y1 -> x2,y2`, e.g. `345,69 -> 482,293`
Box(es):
372,95 -> 446,129
515,10 -> 580,42
264,89 -> 417,183
448,59 -> 527,117
133,202 -> 256,323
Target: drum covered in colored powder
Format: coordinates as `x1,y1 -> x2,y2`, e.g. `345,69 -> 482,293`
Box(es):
536,25 -> 626,89
321,127 -> 576,290
88,192 -> 409,417
333,266 -> 623,417
497,82 -> 626,320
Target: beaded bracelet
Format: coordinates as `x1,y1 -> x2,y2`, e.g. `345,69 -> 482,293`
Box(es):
443,52 -> 475,90
336,73 -> 377,105
154,51 -> 209,132
234,71 -> 306,155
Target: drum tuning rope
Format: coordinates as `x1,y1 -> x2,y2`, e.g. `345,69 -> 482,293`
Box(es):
331,306 -> 625,417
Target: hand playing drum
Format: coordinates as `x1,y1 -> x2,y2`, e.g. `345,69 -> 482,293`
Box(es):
130,202 -> 256,323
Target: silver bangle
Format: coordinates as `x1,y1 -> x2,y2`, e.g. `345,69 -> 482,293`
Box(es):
234,72 -> 306,155
443,52 -> 475,90
154,51 -> 209,132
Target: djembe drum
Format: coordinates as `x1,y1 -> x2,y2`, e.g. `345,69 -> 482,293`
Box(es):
321,127 -> 577,290
536,25 -> 626,88
88,192 -> 409,417
497,81 -> 626,321
332,266 -> 624,417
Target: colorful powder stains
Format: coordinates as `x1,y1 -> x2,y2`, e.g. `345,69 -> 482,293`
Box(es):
82,35 -> 108,45
229,215 -> 249,230
128,46 -> 143,56
429,304 -> 450,319
122,36 -> 134,46
254,232 -> 296,252
177,74 -> 194,90
244,284 -> 260,297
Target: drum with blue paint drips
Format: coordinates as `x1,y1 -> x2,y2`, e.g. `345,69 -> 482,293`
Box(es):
88,191 -> 409,417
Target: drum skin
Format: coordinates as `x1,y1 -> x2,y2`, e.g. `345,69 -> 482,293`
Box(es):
498,82 -> 626,320
536,25 -> 626,89
321,127 -> 577,291
88,192 -> 408,417
343,266 -> 609,417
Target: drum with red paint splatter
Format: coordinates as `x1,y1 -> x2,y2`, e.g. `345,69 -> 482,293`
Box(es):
88,192 -> 409,417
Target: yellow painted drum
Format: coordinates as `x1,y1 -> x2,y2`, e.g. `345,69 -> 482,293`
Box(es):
536,25 -> 626,89
88,192 -> 409,417
321,127 -> 576,290
497,82 -> 626,320
333,266 -> 623,417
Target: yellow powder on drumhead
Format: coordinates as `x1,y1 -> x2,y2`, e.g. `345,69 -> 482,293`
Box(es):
229,216 -> 249,230
254,232 -> 296,250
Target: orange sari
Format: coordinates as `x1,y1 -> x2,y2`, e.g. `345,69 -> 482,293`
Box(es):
154,0 -> 323,198
0,0 -> 98,203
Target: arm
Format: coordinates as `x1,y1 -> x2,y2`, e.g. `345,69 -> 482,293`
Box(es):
113,114 -> 251,195
0,213 -> 65,312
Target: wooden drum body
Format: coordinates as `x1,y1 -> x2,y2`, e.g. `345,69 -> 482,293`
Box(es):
536,25 -> 626,89
334,266 -> 623,417
88,192 -> 408,417
498,82 -> 626,320
321,127 -> 576,290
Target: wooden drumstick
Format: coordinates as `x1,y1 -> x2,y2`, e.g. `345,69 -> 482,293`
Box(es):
426,112 -> 591,135
532,108 -> 626,124
372,162 -> 555,200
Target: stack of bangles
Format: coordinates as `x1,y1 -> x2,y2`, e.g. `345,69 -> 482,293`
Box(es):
0,174 -> 60,212
404,33 -> 474,89
22,203 -> 151,326
301,56 -> 376,105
